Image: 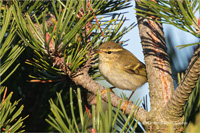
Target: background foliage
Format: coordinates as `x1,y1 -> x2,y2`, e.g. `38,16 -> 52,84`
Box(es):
1,0 -> 199,132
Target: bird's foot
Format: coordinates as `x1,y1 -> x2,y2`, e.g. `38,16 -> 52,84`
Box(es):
101,87 -> 115,96
122,100 -> 133,114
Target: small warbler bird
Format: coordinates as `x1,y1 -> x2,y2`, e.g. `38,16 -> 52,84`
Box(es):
96,41 -> 147,113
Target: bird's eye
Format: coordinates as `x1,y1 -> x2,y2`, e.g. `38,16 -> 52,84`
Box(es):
108,51 -> 111,54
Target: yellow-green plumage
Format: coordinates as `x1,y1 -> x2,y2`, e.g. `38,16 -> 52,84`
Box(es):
97,41 -> 147,91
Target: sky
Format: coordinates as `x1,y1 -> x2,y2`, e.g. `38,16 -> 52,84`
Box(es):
98,0 -> 199,110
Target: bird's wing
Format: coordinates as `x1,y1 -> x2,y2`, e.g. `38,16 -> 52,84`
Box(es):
120,49 -> 147,77
123,63 -> 147,77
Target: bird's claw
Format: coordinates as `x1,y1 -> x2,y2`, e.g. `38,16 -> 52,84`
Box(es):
122,100 -> 133,114
101,88 -> 114,96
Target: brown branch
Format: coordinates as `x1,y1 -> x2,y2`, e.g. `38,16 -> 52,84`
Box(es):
162,45 -> 200,121
135,0 -> 174,111
71,55 -> 148,123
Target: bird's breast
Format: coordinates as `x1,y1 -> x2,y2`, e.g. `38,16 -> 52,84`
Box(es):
99,60 -> 146,91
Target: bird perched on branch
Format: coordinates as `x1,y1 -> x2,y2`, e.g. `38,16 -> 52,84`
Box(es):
95,41 -> 147,113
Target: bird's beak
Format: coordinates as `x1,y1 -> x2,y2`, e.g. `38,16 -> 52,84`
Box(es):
94,49 -> 102,53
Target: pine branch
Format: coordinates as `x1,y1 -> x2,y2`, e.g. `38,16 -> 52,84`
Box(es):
0,87 -> 28,132
71,51 -> 148,123
162,45 -> 200,121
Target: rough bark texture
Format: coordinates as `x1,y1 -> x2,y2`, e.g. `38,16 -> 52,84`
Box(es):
135,1 -> 174,113
162,46 -> 200,121
135,0 -> 200,132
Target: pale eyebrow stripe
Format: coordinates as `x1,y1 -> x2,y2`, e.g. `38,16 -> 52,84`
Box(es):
101,49 -> 123,52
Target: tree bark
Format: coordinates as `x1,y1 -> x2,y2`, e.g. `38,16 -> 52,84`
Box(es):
162,46 -> 200,121
135,0 -> 200,132
135,0 -> 174,113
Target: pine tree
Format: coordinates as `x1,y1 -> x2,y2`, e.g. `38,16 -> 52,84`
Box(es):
1,0 -> 199,132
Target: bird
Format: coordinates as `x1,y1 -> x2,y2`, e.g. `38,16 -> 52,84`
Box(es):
95,41 -> 147,113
